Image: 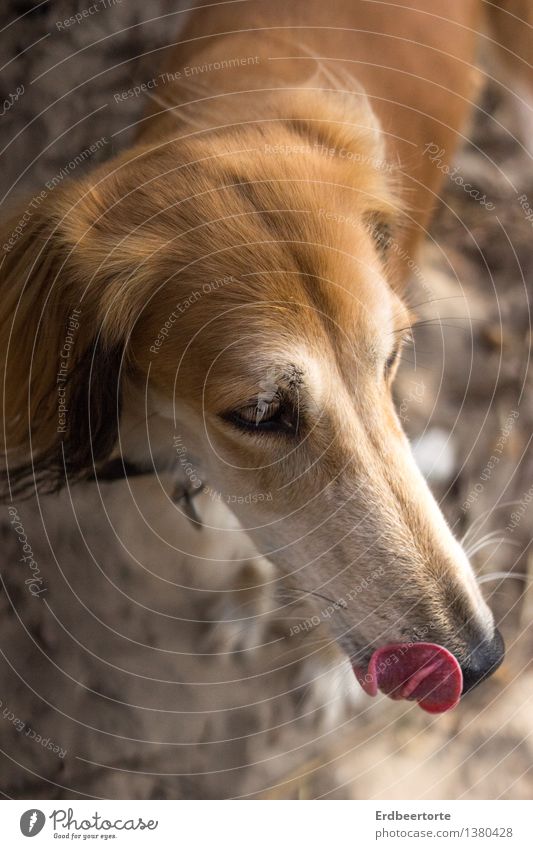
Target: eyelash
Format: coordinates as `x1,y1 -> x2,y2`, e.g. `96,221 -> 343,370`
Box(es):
224,395 -> 298,435
365,213 -> 394,257
385,332 -> 412,376
385,349 -> 400,374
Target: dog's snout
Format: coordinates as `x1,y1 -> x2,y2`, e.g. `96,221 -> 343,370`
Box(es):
461,628 -> 505,695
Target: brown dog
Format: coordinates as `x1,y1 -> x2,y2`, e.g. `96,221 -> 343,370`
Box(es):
2,0 -> 530,706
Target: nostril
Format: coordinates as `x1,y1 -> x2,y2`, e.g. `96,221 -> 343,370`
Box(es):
461,628 -> 505,695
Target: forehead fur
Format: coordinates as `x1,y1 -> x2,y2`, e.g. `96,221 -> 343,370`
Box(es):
49,89 -> 400,386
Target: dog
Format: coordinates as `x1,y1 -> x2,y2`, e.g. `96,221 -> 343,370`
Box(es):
2,0 -> 530,711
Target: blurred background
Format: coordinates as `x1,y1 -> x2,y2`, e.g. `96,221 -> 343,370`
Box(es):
0,0 -> 531,799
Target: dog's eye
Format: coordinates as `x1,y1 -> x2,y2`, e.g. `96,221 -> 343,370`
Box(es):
224,397 -> 297,434
366,213 -> 394,257
385,347 -> 400,376
385,332 -> 412,378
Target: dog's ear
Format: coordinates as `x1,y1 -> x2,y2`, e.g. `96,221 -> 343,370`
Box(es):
0,170 -> 146,499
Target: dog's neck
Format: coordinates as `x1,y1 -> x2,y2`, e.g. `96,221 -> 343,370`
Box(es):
138,0 -> 480,253
139,2 -> 356,140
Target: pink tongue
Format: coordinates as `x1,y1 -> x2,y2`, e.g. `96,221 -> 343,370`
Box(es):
353,642 -> 463,714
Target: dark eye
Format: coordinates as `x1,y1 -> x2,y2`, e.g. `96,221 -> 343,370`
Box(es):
385,332 -> 412,378
366,213 -> 394,257
385,347 -> 400,376
224,396 -> 298,435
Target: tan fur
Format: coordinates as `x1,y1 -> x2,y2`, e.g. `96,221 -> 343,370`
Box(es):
0,0 -> 526,667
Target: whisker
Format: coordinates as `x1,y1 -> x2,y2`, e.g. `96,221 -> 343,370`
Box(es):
277,586 -> 346,610
467,537 -> 520,558
388,295 -> 469,325
396,358 -> 432,370
465,528 -> 517,557
465,527 -> 509,549
391,318 -> 487,337
461,500 -> 530,546
477,571 -> 529,585
401,294 -> 470,313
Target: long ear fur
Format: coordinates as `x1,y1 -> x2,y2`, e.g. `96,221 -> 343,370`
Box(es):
0,185 -> 131,499
6,338 -> 125,498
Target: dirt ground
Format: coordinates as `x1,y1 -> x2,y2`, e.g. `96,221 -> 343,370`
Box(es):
0,1 -> 531,799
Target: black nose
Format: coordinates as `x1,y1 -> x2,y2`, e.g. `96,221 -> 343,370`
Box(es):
461,629 -> 505,694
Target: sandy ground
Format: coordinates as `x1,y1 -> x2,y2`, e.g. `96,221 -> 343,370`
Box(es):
0,1 -> 531,799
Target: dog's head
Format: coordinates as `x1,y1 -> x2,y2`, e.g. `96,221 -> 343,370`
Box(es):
1,89 -> 503,701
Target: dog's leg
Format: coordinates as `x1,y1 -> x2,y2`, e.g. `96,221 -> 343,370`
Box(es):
487,0 -> 533,87
486,1 -> 533,154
